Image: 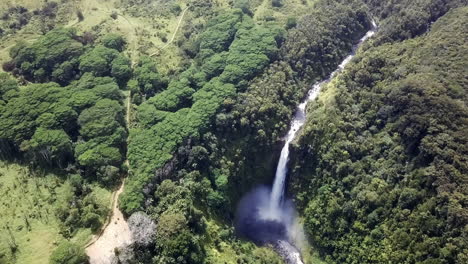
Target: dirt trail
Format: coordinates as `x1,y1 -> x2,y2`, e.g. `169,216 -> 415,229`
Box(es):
85,182 -> 132,264
126,91 -> 131,127
150,6 -> 189,56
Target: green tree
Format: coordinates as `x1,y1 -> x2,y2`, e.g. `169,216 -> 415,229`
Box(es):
49,241 -> 89,264
101,33 -> 126,52
9,28 -> 84,84
76,143 -> 122,168
78,99 -> 124,139
111,55 -> 132,86
0,73 -> 18,99
79,46 -> 119,77
133,56 -> 166,97
23,128 -> 72,167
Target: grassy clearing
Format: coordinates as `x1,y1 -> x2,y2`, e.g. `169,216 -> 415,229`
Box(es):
0,162 -> 111,264
68,0 -> 189,73
254,0 -> 317,24
0,0 -> 189,73
0,0 -> 43,10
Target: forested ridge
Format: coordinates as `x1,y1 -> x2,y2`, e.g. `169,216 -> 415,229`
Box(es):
118,1 -> 373,262
0,0 -> 467,263
290,5 -> 468,264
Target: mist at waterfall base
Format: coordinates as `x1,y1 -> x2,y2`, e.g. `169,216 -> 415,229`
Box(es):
234,186 -> 305,246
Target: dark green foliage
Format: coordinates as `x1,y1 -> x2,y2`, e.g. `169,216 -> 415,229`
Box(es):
290,7 -> 468,263
281,0 -> 370,81
55,179 -> 109,235
0,73 -> 18,99
101,33 -> 126,52
0,28 -> 131,186
233,0 -> 255,16
198,10 -> 243,55
6,29 -> 131,88
201,52 -> 228,79
0,82 -> 74,147
78,99 -> 124,140
285,17 -> 297,29
121,10 -> 281,216
123,168 -> 209,262
132,56 -> 167,97
144,79 -> 195,112
23,128 -> 73,167
76,142 -> 123,168
136,104 -> 169,128
111,55 -> 132,86
272,0 -> 284,8
122,79 -> 237,213
68,74 -> 123,111
5,1 -> 464,263
79,45 -> 119,77
220,18 -> 279,87
8,28 -> 84,84
364,0 -> 466,44
216,0 -> 372,155
49,241 -> 89,264
0,5 -> 32,33
120,4 -> 377,263
170,3 -> 182,15
75,99 -> 126,173
76,10 -> 84,22
1,64 -> 126,181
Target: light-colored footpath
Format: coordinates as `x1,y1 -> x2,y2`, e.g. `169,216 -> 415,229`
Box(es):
85,182 -> 132,264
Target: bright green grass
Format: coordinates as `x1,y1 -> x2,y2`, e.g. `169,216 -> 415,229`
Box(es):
253,0 -> 317,25
0,162 -> 111,264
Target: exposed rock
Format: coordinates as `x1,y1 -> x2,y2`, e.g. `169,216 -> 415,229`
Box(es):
273,240 -> 304,264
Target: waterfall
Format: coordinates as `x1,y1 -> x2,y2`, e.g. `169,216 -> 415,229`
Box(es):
235,20 -> 377,264
268,21 -> 377,216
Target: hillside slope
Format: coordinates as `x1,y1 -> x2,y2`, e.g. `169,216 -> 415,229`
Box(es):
290,6 -> 468,263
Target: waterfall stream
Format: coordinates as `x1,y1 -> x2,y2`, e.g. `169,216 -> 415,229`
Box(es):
268,22 -> 377,264
235,21 -> 377,264
269,22 -> 377,215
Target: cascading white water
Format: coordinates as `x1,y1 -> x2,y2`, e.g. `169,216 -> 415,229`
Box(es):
268,22 -> 377,217
235,21 -> 377,264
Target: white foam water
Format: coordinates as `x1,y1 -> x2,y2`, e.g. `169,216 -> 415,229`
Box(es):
269,21 -> 377,217
266,21 -> 377,264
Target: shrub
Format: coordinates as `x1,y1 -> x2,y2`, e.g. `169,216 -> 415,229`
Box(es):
2,61 -> 15,72
49,241 -> 89,264
76,10 -> 84,21
272,0 -> 283,8
285,17 -> 297,29
110,11 -> 118,20
102,33 -> 126,52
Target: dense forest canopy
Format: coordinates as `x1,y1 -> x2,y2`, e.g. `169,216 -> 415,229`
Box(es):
0,25 -> 130,264
290,5 -> 468,264
0,0 -> 467,263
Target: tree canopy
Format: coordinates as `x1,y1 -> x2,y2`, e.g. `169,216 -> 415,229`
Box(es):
49,241 -> 89,264
290,7 -> 468,263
